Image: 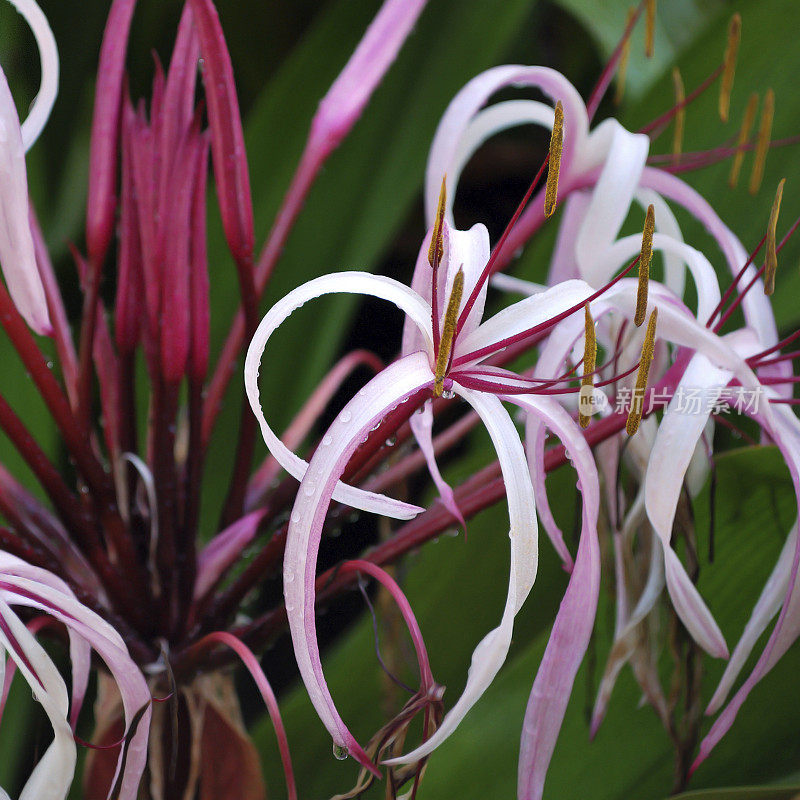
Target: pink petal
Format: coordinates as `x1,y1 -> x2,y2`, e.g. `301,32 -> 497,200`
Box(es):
283,353 -> 434,772
245,271 -> 431,519
0,67 -> 50,334
387,387 -> 538,764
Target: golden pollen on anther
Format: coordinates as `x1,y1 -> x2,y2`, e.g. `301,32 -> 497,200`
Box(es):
729,92 -> 759,188
433,268 -> 464,397
635,204 -> 655,327
719,13 -> 742,123
626,307 -> 658,436
749,88 -> 774,195
645,0 -> 656,58
615,8 -> 636,105
765,178 -> 785,296
429,176 -> 447,268
671,67 -> 685,165
544,101 -> 564,218
579,302 -> 597,429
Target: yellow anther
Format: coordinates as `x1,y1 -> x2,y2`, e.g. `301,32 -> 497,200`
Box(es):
719,13 -> 741,123
765,178 -> 785,296
433,268 -> 464,397
626,308 -> 658,436
579,303 -> 597,429
645,0 -> 656,59
615,8 -> 636,105
671,67 -> 685,165
544,101 -> 564,218
635,204 -> 655,327
729,92 -> 759,188
428,176 -> 447,268
749,88 -> 774,195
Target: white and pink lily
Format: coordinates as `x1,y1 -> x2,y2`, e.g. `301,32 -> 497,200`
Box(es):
245,205 -> 605,774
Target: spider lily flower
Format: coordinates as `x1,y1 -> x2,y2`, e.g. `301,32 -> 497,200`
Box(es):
0,0 -> 53,334
245,197 -> 609,772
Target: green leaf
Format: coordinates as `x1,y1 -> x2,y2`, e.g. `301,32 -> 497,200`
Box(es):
670,787 -> 800,800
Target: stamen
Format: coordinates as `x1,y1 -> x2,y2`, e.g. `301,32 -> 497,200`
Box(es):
579,303 -> 597,429
671,67 -> 685,165
434,268 -> 464,397
635,204 -> 655,327
645,0 -> 656,59
749,88 -> 774,195
729,92 -> 759,188
719,13 -> 741,123
764,178 -> 785,295
614,8 -> 636,105
626,308 -> 657,436
544,101 -> 564,218
428,177 -> 447,269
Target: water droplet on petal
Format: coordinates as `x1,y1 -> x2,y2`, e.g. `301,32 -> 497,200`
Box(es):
385,436 -> 397,447
303,483 -> 316,496
290,510 -> 301,523
285,571 -> 295,584
322,434 -> 333,446
340,410 -> 352,423
332,743 -> 348,760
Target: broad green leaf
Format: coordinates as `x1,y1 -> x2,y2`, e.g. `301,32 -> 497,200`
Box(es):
671,787 -> 800,800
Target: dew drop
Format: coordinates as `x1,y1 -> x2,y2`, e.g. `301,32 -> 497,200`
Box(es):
290,510 -> 301,523
285,601 -> 295,612
285,571 -> 295,584
303,483 -> 316,496
385,436 -> 397,447
442,389 -> 456,400
322,434 -> 333,446
332,743 -> 348,761
340,410 -> 352,423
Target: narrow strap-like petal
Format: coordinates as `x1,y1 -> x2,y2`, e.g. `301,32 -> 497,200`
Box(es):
0,67 -> 50,333
386,388 -> 538,764
507,394 -> 600,800
283,353 -> 434,773
245,271 -> 431,519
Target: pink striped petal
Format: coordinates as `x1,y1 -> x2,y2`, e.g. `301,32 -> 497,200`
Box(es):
283,353 -> 433,773
386,387 -> 538,764
508,394 -> 600,800
245,271 -> 431,519
0,66 -> 50,334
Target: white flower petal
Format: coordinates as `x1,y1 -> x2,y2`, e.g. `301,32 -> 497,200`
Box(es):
386,387 -> 537,764
284,353 -> 433,771
425,65 -> 589,224
245,272 -> 432,520
0,66 -> 50,333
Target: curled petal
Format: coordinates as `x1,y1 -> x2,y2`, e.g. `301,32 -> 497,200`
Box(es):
425,66 -> 589,224
0,597 -> 75,800
6,0 -> 59,151
386,387 -> 538,764
0,67 -> 50,333
283,353 -> 433,772
506,394 -> 600,800
245,271 -> 431,519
